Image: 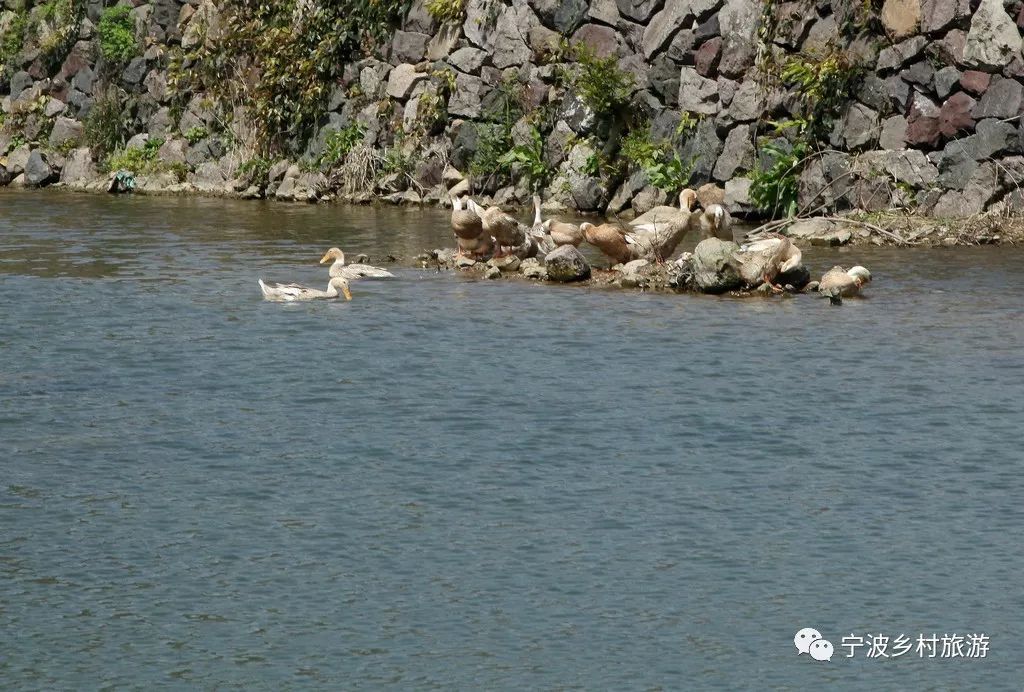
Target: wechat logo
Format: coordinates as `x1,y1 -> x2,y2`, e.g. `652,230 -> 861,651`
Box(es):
795,627 -> 834,662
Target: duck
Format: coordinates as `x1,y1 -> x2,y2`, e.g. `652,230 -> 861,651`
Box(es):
732,234 -> 802,290
535,196 -> 584,248
470,199 -> 529,257
450,196 -> 493,258
259,276 -> 352,301
817,265 -> 872,298
698,204 -> 734,242
581,222 -> 635,267
529,195 -> 558,255
319,247 -> 394,279
626,210 -> 697,262
630,188 -> 697,227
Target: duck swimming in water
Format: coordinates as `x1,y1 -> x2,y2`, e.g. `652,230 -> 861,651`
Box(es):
319,247 -> 394,279
259,276 -> 352,301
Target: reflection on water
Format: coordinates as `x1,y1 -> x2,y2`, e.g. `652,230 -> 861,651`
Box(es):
2,189 -> 1024,688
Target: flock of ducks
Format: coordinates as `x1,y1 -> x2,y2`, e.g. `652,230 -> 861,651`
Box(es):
258,247 -> 394,301
256,191 -> 873,301
450,189 -> 871,295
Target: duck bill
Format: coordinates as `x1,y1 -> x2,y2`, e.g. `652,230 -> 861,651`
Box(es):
319,252 -> 332,264
342,286 -> 352,300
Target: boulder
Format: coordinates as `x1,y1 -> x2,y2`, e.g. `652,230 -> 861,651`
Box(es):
448,73 -> 485,119
24,150 -> 54,187
726,78 -> 762,122
48,116 -> 84,147
973,77 -> 1023,119
881,0 -> 920,38
491,3 -> 534,68
616,0 -> 661,22
939,91 -> 976,136
906,92 -> 941,146
571,23 -> 619,58
920,0 -> 970,33
713,125 -> 755,180
933,163 -> 998,216
934,66 -> 961,99
385,63 -> 425,99
960,70 -> 991,95
877,35 -> 926,71
678,67 -> 718,115
544,245 -> 591,282
679,119 -> 724,185
879,115 -> 908,149
724,177 -> 755,216
530,0 -> 588,33
855,149 -> 938,187
837,103 -> 879,150
520,257 -> 547,279
448,47 -> 488,75
59,147 -> 96,187
390,31 -> 430,64
642,1 -> 711,59
963,0 -> 1023,69
692,238 -> 742,293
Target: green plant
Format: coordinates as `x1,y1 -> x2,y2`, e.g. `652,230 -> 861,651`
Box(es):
36,0 -> 81,68
749,139 -> 808,219
104,136 -> 164,173
619,126 -> 692,194
470,122 -> 512,179
184,125 -> 208,144
566,43 -> 634,120
97,5 -> 136,64
498,126 -> 551,192
84,87 -> 132,155
0,8 -> 28,72
320,122 -> 364,168
425,0 -> 466,23
168,1 -> 407,155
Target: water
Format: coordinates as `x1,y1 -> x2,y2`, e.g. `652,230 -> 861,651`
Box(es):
2,190 -> 1023,689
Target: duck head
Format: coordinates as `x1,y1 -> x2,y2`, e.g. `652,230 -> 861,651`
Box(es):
320,247 -> 345,265
848,265 -> 872,286
329,276 -> 353,300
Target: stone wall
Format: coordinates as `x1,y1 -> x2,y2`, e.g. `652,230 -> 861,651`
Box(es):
3,0 -> 1024,219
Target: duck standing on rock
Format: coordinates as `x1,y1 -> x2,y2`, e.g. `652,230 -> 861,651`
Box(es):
698,204 -> 734,242
319,247 -> 394,279
630,189 -> 697,227
470,199 -> 530,257
451,196 -> 493,259
818,265 -> 872,299
581,222 -> 634,267
626,209 -> 698,262
732,234 -> 802,291
530,195 -> 558,255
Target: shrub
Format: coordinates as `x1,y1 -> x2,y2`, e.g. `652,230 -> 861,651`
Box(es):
84,87 -> 132,155
566,43 -> 634,120
105,137 -> 164,173
749,139 -> 808,219
97,5 -> 136,64
0,8 -> 28,72
184,126 -> 208,144
498,126 -> 552,192
425,0 -> 466,23
619,126 -> 692,194
319,122 -> 365,168
37,0 -> 81,67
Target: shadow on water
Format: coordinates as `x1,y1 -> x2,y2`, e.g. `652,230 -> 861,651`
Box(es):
2,189 -> 1024,688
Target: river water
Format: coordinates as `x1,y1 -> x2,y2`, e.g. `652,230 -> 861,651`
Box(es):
2,190 -> 1023,689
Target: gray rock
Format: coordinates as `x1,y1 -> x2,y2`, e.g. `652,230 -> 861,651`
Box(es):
558,92 -> 596,134
484,265 -> 502,279
5,145 -> 31,176
713,125 -> 755,181
838,103 -> 880,150
901,60 -> 934,89
727,80 -> 763,122
71,66 -> 94,95
717,37 -> 757,78
692,238 -> 742,293
24,150 -> 54,187
973,77 -> 1023,120
934,66 -> 962,99
60,147 -> 98,186
963,0 -> 1023,70
677,67 -> 718,115
572,23 -> 619,58
448,73 -> 485,118
933,163 -> 998,216
724,177 -> 754,215
589,0 -> 619,24
390,31 -> 430,64
530,0 -> 588,32
122,57 -> 149,84
679,118 -> 723,185
386,63 -> 426,99
10,71 -> 33,97
615,0 -> 660,22
448,46 -> 488,74
642,1 -> 714,59
879,115 -> 908,149
158,138 -> 189,165
520,257 -> 548,279
491,3 -> 534,69
877,35 -> 927,71
649,55 -> 680,106
48,116 -> 84,147
920,0 -> 970,33
856,74 -> 890,112
43,98 -> 66,117
544,245 -> 591,282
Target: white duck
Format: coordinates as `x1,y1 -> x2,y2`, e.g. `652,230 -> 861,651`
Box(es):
699,204 -> 734,242
319,247 -> 394,279
818,265 -> 872,297
259,276 -> 352,301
